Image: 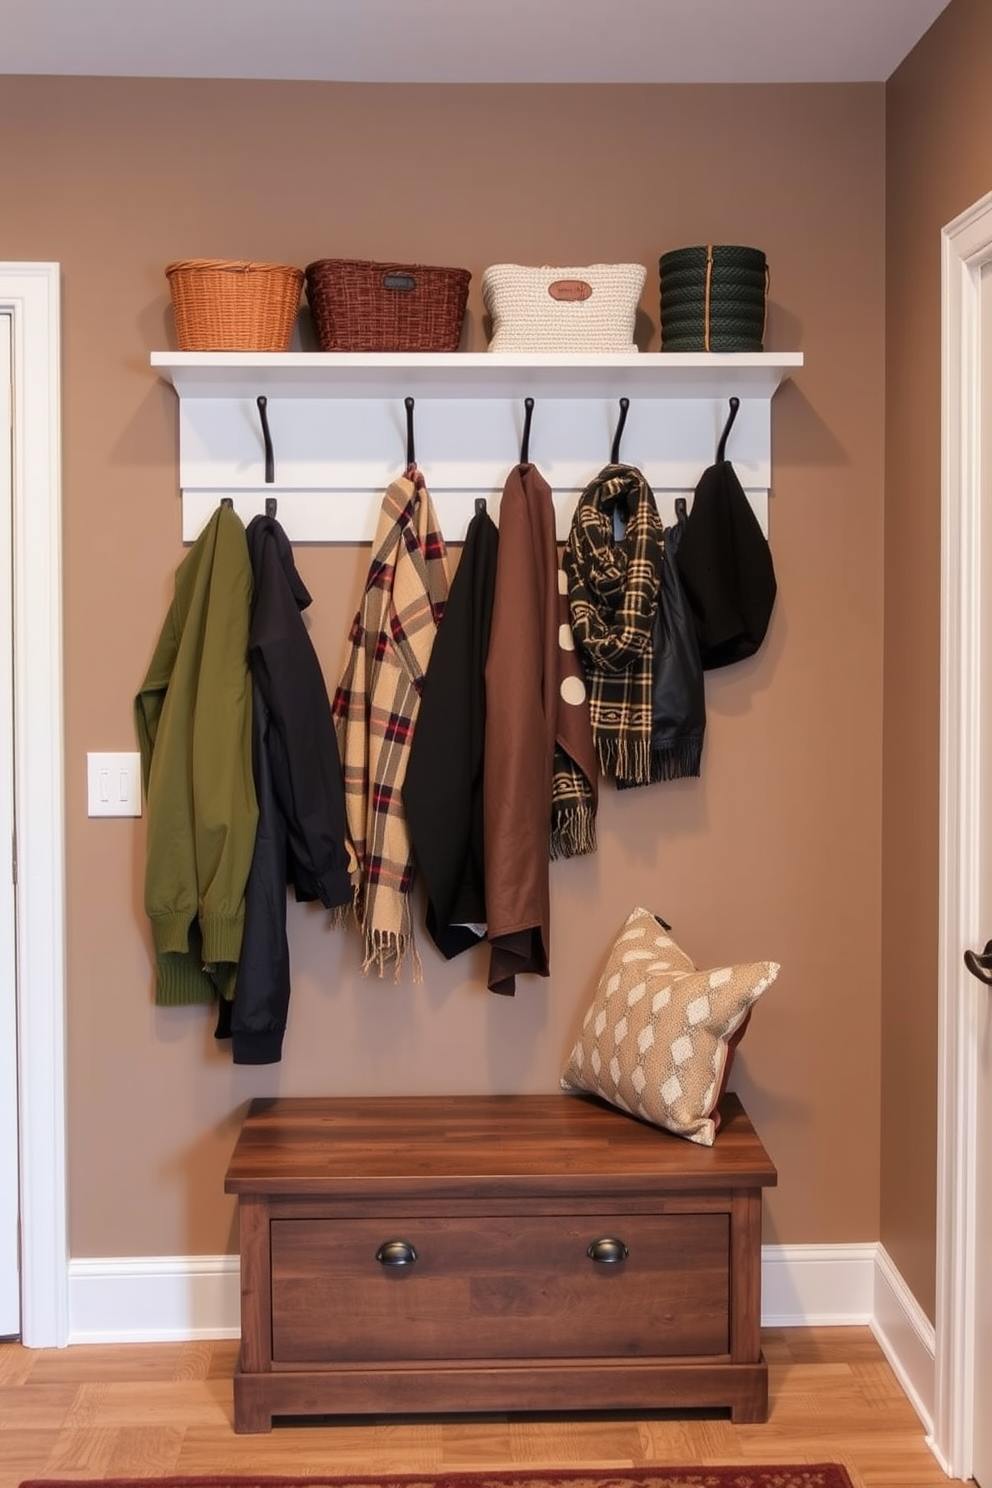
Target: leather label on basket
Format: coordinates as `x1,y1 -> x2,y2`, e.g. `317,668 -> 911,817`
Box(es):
548,278 -> 592,302
382,272 -> 417,292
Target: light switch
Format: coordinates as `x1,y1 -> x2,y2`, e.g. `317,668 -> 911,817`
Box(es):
87,752 -> 142,818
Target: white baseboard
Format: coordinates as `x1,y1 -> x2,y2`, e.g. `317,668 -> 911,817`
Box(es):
761,1243 -> 876,1326
65,1242 -> 935,1436
68,1255 -> 241,1344
870,1243 -> 936,1436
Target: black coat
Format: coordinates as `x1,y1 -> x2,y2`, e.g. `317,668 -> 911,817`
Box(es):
219,514 -> 352,1064
403,506 -> 499,959
648,499 -> 706,780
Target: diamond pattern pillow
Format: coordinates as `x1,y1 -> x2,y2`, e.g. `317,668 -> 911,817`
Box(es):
560,906 -> 779,1146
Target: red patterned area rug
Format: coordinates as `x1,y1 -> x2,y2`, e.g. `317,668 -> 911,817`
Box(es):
18,1469 -> 857,1488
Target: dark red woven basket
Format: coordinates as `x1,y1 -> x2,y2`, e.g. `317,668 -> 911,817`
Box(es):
305,258 -> 471,352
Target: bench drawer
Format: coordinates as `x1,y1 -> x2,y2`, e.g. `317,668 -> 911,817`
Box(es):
270,1211 -> 730,1363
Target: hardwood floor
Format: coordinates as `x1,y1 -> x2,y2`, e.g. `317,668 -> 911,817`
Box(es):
0,1328 -> 950,1488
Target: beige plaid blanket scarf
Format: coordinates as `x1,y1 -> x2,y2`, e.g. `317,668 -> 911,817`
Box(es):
333,472 -> 449,978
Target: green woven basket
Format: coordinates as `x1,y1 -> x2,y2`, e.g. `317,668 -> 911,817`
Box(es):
660,261 -> 767,296
659,244 -> 768,351
662,332 -> 766,353
661,282 -> 768,312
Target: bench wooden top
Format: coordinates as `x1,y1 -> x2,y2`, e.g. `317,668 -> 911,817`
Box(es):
224,1091 -> 777,1199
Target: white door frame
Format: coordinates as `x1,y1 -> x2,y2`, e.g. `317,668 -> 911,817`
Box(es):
0,264 -> 68,1348
0,310 -> 17,1335
935,192 -> 992,1480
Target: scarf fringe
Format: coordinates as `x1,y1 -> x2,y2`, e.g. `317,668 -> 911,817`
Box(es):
597,735 -> 654,790
652,736 -> 704,782
362,926 -> 423,984
330,894 -> 424,983
329,885 -> 362,931
614,737 -> 705,789
550,804 -> 598,861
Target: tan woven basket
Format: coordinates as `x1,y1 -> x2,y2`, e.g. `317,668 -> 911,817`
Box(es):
305,258 -> 471,352
165,259 -> 304,351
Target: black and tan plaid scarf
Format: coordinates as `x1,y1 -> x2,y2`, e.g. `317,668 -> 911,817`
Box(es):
332,471 -> 449,979
564,463 -> 665,789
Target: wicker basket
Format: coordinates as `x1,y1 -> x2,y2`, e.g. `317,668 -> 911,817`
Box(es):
165,259 -> 304,351
482,263 -> 646,352
305,258 -> 471,352
659,245 -> 768,352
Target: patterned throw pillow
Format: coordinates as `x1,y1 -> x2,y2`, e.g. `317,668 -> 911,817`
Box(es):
560,906 -> 779,1146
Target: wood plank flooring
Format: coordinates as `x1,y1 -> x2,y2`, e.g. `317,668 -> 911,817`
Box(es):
0,1328 -> 951,1488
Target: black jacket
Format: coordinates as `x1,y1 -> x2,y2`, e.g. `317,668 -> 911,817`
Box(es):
219,514 -> 352,1064
403,505 -> 499,959
648,499 -> 705,780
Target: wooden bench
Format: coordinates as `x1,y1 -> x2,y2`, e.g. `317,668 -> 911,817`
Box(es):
224,1090 -> 777,1433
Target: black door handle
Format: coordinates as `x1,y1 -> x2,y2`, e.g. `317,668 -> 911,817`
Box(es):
963,940 -> 992,984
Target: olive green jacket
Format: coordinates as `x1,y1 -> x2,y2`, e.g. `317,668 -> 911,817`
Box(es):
135,505 -> 258,1004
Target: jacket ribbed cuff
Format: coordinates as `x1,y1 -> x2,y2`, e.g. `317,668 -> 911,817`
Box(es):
150,910 -> 196,956
155,953 -> 219,1005
200,913 -> 244,967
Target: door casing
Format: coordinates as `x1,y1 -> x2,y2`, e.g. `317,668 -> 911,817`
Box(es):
0,263 -> 67,1347
0,311 -> 18,1337
934,191 -> 992,1480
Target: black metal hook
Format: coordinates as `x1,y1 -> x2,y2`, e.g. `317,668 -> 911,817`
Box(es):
717,396 -> 740,463
611,397 -> 630,464
256,395 -> 274,484
520,396 -> 534,463
405,396 -> 416,468
265,496 -> 277,518
475,497 -> 487,515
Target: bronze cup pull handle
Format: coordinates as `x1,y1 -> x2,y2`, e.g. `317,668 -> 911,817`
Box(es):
587,1236 -> 629,1264
375,1239 -> 419,1267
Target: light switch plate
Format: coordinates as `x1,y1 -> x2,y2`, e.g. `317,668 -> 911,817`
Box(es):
87,752 -> 142,818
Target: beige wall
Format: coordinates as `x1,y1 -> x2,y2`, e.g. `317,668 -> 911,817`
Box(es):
0,76 -> 886,1259
882,0 -> 992,1323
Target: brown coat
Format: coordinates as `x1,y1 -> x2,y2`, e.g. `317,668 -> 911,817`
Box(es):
483,463 -> 562,995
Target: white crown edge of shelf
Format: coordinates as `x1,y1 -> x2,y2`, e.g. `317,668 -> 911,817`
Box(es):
151,349 -> 804,399
150,350 -> 804,363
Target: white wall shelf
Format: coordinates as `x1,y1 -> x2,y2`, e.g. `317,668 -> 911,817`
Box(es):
150,350 -> 803,544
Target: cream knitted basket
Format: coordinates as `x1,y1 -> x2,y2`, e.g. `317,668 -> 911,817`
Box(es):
482,263 -> 647,352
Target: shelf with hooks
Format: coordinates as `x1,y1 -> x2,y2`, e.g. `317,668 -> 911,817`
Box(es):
150,350 -> 803,543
